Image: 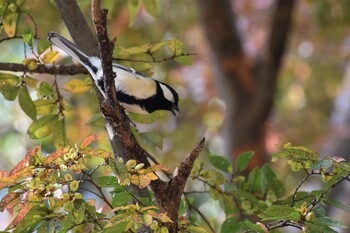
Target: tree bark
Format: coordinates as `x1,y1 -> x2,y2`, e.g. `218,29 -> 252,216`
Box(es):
198,0 -> 295,167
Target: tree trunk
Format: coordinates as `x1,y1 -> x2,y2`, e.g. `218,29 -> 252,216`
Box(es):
198,0 -> 295,167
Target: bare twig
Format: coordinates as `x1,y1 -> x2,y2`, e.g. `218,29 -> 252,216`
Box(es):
0,62 -> 88,75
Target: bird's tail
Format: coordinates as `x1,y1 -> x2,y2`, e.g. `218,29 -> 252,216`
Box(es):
47,32 -> 90,66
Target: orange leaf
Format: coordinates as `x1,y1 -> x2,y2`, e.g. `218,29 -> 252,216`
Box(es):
44,147 -> 69,165
10,202 -> 33,226
80,134 -> 99,149
139,175 -> 151,189
146,172 -> 158,181
0,193 -> 18,213
10,146 -> 40,176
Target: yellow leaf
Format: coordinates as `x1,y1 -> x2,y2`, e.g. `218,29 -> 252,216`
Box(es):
142,213 -> 153,226
64,79 -> 91,94
42,51 -> 59,64
126,160 -> 137,169
130,175 -> 139,186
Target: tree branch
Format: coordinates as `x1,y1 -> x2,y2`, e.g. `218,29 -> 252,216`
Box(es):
264,0 -> 296,74
0,63 -> 87,75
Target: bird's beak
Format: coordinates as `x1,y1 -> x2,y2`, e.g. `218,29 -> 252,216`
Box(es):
171,105 -> 180,116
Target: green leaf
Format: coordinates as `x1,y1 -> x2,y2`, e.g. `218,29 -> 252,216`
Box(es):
218,194 -> 237,216
305,222 -> 338,233
150,41 -> 167,53
259,205 -> 300,221
27,114 -> 59,139
97,176 -> 120,187
235,151 -> 254,172
220,217 -> 239,233
37,39 -> 51,54
36,82 -> 54,98
313,217 -> 348,229
75,203 -> 85,224
129,111 -> 166,124
22,30 -> 34,47
127,0 -> 140,27
178,199 -> 188,215
167,39 -> 183,56
325,199 -> 350,212
118,44 -> 150,55
260,164 -> 285,198
53,118 -> 67,148
314,207 -> 326,217
174,55 -> 192,65
102,222 -> 131,233
142,0 -> 160,17
186,225 -> 209,233
34,99 -> 56,116
112,191 -> 133,207
0,73 -> 20,101
311,159 -> 333,170
208,155 -> 231,173
64,79 -> 91,94
239,220 -> 265,233
139,132 -> 163,149
19,85 -> 37,120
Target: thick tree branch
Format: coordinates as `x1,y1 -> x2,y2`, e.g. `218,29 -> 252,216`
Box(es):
54,0 -> 99,56
0,63 -> 87,75
158,137 -> 205,229
265,0 -> 296,73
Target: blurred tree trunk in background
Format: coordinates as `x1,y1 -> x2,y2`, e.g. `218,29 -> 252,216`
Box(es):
198,0 -> 295,167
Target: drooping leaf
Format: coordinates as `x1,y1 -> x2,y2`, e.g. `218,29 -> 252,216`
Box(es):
22,30 -> 34,47
27,114 -> 59,139
235,151 -> 254,172
18,85 -> 37,120
0,73 -> 20,101
42,51 -> 59,64
34,99 -> 56,116
260,164 -> 285,198
209,155 -> 231,173
64,79 -> 92,94
313,216 -> 348,229
3,13 -> 17,37
37,39 -> 52,54
53,118 -> 68,148
325,199 -> 350,212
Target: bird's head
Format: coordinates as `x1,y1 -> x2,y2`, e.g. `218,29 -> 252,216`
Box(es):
158,82 -> 180,116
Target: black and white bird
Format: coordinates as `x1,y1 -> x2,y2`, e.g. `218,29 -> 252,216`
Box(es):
47,32 -> 180,115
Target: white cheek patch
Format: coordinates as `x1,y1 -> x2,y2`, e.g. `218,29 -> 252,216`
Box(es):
159,83 -> 174,102
114,68 -> 157,99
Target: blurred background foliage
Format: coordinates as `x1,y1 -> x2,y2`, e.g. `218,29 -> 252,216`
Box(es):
1,0 -> 350,230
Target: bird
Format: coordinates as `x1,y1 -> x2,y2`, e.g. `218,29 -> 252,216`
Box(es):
47,32 -> 180,115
